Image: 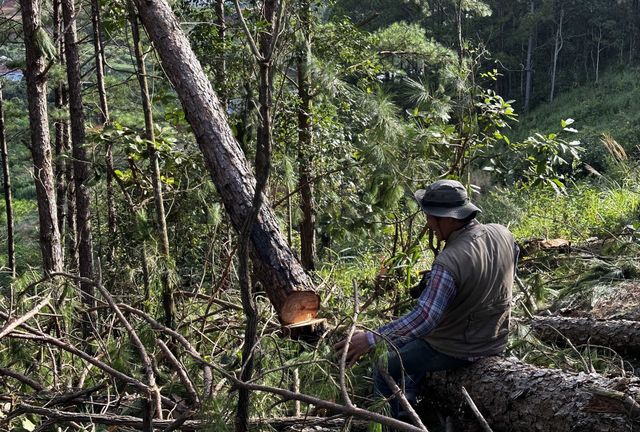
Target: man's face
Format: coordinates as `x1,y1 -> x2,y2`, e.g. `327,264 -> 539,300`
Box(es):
426,214 -> 443,241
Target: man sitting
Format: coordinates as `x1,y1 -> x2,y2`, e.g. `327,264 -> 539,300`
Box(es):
335,179 -> 518,420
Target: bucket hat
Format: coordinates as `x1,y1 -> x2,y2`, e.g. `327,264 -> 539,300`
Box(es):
414,179 -> 481,219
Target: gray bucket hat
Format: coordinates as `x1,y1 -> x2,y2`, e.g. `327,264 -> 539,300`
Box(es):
414,179 -> 481,219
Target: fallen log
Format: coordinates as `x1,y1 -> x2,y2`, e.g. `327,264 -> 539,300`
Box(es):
530,316 -> 640,356
424,356 -> 640,432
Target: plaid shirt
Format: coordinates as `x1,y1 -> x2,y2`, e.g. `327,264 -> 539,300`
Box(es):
366,263 -> 457,348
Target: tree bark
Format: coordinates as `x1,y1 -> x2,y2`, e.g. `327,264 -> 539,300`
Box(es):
530,316 -> 640,356
0,86 -> 15,278
297,0 -> 316,271
53,0 -> 68,264
425,357 -> 640,431
131,0 -> 315,317
62,0 -> 96,338
128,6 -> 175,329
20,0 -> 64,274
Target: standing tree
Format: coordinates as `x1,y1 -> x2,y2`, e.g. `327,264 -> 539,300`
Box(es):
128,4 -> 175,329
62,0 -> 96,338
20,0 -> 63,274
549,2 -> 564,102
0,85 -> 15,278
296,0 -> 316,271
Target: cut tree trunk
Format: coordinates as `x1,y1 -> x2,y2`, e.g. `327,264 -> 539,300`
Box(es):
131,0 -> 315,318
530,316 -> 640,356
424,356 -> 640,431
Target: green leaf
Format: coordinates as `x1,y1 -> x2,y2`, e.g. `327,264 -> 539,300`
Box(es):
21,417 -> 36,432
561,118 -> 574,128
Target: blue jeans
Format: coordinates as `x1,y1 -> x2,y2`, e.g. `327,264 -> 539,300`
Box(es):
373,339 -> 471,418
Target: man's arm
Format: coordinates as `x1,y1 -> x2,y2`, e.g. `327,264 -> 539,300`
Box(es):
365,264 -> 456,348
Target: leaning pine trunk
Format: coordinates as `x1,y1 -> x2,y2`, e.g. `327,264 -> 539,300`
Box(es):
131,0 -> 315,317
425,357 -> 640,431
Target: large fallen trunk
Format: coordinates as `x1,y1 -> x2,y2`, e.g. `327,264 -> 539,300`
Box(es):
530,316 -> 640,356
129,0 -> 316,319
424,356 -> 640,431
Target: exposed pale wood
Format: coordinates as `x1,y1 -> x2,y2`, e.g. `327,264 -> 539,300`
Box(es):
281,291 -> 320,324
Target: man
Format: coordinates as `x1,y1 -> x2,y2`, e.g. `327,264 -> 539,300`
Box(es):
334,179 -> 517,419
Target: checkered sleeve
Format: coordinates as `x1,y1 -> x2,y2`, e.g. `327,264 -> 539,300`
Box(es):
365,264 -> 457,348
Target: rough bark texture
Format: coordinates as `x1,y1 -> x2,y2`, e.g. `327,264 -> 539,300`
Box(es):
53,0 -> 68,262
424,356 -> 640,432
0,86 -> 15,277
62,0 -> 96,334
530,315 -> 640,356
20,0 -> 63,273
131,0 -> 314,314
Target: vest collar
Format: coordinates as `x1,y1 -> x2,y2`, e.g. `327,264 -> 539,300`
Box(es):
446,219 -> 479,244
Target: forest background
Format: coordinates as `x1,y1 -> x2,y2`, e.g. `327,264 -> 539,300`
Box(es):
0,0 -> 639,430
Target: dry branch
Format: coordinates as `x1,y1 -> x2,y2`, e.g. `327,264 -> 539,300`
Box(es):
0,294 -> 51,340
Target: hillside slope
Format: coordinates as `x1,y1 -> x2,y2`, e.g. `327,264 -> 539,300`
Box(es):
509,67 -> 640,171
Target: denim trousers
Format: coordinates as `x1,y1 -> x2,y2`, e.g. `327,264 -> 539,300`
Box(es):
373,338 -> 471,418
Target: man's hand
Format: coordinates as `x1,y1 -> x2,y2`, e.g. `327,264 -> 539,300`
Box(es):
333,330 -> 371,367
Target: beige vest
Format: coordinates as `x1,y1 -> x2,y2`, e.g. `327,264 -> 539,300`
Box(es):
424,221 -> 514,359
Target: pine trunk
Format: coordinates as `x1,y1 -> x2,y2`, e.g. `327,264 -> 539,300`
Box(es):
62,0 -> 96,338
129,7 -> 175,329
131,0 -> 315,316
0,86 -> 15,278
90,0 -> 116,262
20,0 -> 64,274
530,316 -> 640,356
297,0 -> 316,271
425,357 -> 640,431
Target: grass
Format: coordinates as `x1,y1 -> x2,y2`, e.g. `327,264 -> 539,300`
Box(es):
479,179 -> 640,242
508,67 -> 640,170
